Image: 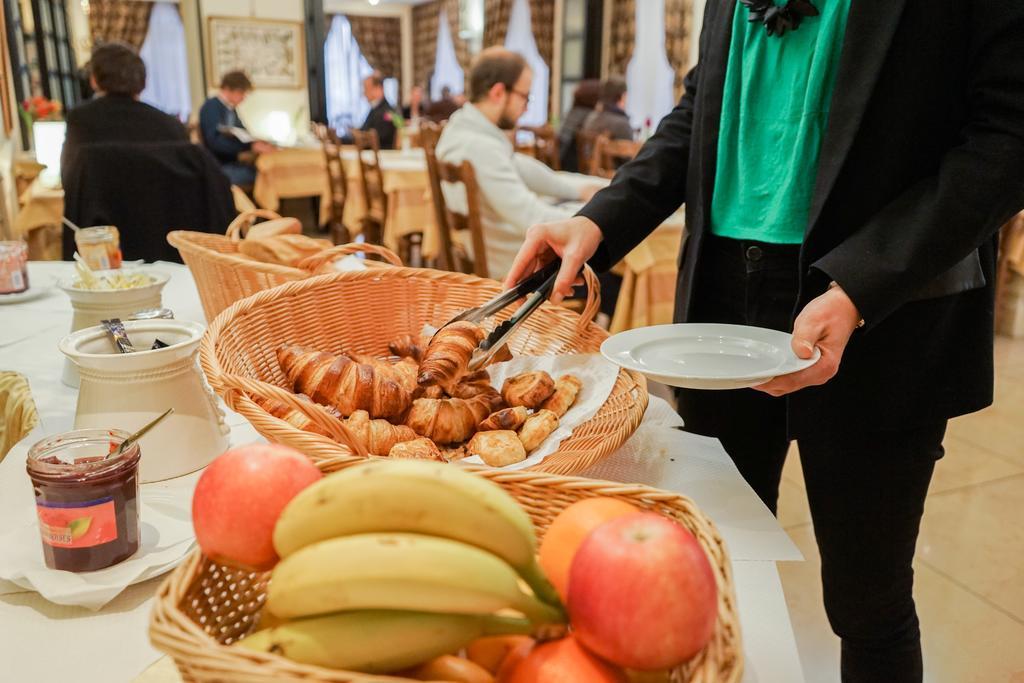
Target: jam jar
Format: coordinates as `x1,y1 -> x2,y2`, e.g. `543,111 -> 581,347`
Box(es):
0,240 -> 29,295
74,226 -> 122,271
27,429 -> 141,572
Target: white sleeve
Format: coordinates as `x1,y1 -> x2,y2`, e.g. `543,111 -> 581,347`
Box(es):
513,153 -> 584,200
466,148 -> 574,231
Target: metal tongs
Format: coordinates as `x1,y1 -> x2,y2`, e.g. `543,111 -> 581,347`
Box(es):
439,259 -> 565,372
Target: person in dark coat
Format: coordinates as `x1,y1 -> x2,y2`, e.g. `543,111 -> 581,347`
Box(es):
198,71 -> 275,187
401,85 -> 427,121
61,43 -> 187,169
506,1 -> 1024,680
557,79 -> 599,172
581,76 -> 633,141
341,72 -> 397,149
427,85 -> 461,123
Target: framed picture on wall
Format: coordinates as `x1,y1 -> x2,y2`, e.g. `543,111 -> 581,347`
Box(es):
206,17 -> 306,90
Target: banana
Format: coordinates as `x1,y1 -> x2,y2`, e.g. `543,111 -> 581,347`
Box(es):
236,609 -> 531,673
266,533 -> 564,625
272,459 -> 562,607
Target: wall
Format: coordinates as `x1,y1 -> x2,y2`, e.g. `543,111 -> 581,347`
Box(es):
323,0 -> 414,102
194,0 -> 309,140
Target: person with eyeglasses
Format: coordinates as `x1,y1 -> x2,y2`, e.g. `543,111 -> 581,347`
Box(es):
434,47 -> 604,280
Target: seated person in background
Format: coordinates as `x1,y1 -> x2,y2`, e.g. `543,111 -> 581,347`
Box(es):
198,71 -> 275,187
581,76 -> 633,141
62,42 -> 186,168
428,86 -> 461,123
402,85 -> 427,121
342,72 -> 397,149
435,47 -> 602,280
557,79 -> 600,172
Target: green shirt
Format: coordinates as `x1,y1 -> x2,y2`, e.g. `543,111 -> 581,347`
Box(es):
710,0 -> 851,244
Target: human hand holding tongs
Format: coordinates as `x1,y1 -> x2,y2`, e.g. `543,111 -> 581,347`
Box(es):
436,259 -> 571,372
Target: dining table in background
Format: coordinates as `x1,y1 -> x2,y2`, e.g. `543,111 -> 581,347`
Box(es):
0,260 -> 805,683
13,176 -> 64,260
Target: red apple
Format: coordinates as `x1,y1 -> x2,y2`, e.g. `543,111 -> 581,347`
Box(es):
191,443 -> 321,570
567,512 -> 718,670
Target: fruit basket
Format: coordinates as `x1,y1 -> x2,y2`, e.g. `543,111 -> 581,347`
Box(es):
149,457 -> 742,683
198,251 -> 648,475
167,209 -> 401,321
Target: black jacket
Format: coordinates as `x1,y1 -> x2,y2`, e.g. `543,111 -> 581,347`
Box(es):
579,0 -> 1024,434
62,141 -> 235,264
61,95 -> 187,170
198,96 -> 251,165
362,100 -> 397,149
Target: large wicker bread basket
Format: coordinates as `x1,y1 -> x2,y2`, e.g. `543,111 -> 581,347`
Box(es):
199,255 -> 648,474
149,457 -> 743,683
168,210 -> 400,321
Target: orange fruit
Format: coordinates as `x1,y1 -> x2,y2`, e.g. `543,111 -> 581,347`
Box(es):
466,635 -> 535,674
501,636 -> 626,683
539,497 -> 639,600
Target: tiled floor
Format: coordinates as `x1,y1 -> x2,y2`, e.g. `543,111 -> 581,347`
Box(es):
778,335 -> 1024,683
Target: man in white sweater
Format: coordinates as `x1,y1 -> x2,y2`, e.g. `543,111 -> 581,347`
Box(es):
435,47 -> 601,280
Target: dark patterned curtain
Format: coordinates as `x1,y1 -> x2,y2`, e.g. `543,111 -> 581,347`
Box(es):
530,0 -> 555,68
483,0 -> 512,48
412,0 -> 469,91
88,0 -> 154,51
347,15 -> 403,90
607,0 -> 636,78
664,0 -> 692,100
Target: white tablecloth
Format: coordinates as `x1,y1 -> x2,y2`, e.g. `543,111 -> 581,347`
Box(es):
0,261 -> 804,683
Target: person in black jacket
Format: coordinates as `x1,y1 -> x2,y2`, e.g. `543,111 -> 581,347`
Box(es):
342,72 -> 397,149
198,71 -> 275,187
505,1 -> 1024,681
61,43 -> 187,170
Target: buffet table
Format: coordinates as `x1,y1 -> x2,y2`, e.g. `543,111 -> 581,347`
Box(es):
0,261 -> 805,683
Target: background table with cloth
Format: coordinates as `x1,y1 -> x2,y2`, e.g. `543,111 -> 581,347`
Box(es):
0,260 -> 805,683
13,177 -> 64,261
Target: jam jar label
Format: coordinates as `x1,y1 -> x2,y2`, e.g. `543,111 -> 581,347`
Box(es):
36,497 -> 118,548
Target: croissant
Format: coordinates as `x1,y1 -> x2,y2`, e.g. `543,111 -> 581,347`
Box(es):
467,430 -> 527,468
404,394 -> 499,445
255,395 -> 337,438
501,371 -> 556,409
442,444 -> 469,462
347,354 -> 419,396
541,375 -> 583,417
277,345 -> 412,419
388,437 -> 445,461
478,406 -> 530,432
388,334 -> 429,361
417,322 -> 485,393
450,370 -> 496,399
344,410 -> 417,455
518,409 -> 560,452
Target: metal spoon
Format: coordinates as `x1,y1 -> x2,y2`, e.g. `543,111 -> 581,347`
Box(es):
110,408 -> 174,459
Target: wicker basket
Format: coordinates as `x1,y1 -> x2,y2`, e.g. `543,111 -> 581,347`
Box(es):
167,209 -> 401,321
199,254 -> 648,474
149,457 -> 743,683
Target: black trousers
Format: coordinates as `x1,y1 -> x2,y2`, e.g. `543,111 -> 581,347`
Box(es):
679,235 -> 945,683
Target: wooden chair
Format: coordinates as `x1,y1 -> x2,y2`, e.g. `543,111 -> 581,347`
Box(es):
514,125 -> 560,170
314,123 -> 351,244
575,130 -> 600,176
590,134 -> 642,179
351,129 -> 388,245
421,121 -> 489,278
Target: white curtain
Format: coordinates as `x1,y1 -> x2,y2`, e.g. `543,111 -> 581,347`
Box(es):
430,6 -> 465,101
139,3 -> 191,122
625,0 -> 675,133
503,0 -> 549,127
325,15 -> 399,132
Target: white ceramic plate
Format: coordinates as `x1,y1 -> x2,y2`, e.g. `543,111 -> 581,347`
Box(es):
0,285 -> 52,304
601,323 -> 821,390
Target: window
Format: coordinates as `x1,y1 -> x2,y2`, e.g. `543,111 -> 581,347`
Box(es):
324,15 -> 397,134
139,3 -> 191,121
431,6 -> 464,101
503,0 -> 548,127
624,0 -> 674,132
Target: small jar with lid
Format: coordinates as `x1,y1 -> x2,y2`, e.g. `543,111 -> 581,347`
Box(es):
74,226 -> 122,271
27,428 -> 141,572
0,240 -> 29,295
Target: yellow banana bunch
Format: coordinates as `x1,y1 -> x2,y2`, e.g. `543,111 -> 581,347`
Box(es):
236,609 -> 531,673
272,459 -> 561,607
266,532 -> 563,625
